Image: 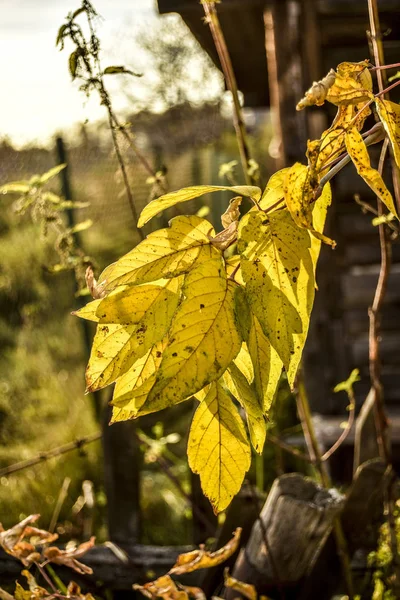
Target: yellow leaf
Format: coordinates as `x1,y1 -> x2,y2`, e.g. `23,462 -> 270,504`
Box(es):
235,288 -> 282,413
223,362 -> 266,453
233,343 -> 254,384
99,216 -> 219,291
188,383 -> 251,513
225,255 -> 244,285
307,103 -> 370,177
138,185 -> 261,227
283,163 -> 336,247
310,182 -> 332,274
86,279 -> 181,392
375,98 -> 400,171
238,210 -> 315,386
258,168 -> 289,211
169,527 -> 241,574
110,339 -> 167,420
325,61 -> 373,106
224,568 -> 257,600
345,127 -> 399,218
72,298 -> 102,322
141,257 -> 242,414
134,575 -> 188,600
248,313 -> 283,414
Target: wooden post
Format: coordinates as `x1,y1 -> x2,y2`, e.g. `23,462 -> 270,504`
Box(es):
102,404 -> 141,546
225,473 -> 344,598
55,136 -> 102,421
264,0 -> 307,169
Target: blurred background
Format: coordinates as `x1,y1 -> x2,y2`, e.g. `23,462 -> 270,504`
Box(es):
0,0 -> 275,547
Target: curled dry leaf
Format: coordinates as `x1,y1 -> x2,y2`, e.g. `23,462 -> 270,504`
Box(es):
0,514 -> 57,566
85,265 -> 107,299
134,575 -> 188,600
43,536 -> 95,576
169,528 -> 241,575
224,568 -> 257,600
67,581 -> 95,600
296,69 -> 336,110
209,197 -> 243,251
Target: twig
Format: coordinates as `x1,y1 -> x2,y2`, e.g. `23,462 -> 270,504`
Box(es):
367,2 -> 400,589
0,432 -> 102,478
267,433 -> 312,463
321,392 -> 356,462
49,477 -> 71,534
201,1 -> 254,186
295,371 -> 355,599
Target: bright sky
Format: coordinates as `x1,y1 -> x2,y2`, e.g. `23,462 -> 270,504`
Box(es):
0,0 -> 160,147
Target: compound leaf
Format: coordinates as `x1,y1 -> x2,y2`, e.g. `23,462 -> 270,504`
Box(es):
188,383 -> 251,513
138,185 -> 261,227
345,127 -> 399,219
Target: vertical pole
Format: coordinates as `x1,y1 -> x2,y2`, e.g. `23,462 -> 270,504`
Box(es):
55,136 -> 101,421
264,0 -> 307,168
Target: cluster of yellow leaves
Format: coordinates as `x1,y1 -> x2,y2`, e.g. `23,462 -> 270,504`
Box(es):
297,60 -> 400,223
0,514 -> 95,575
76,59 -> 400,513
76,175 -> 327,511
134,529 -> 269,600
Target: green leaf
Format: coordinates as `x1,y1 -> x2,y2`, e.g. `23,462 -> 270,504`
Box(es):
138,257 -> 242,415
188,382 -> 251,513
56,24 -> 68,48
104,66 -> 142,77
238,210 -> 315,386
85,278 -> 182,392
137,185 -> 262,227
68,219 -> 93,234
99,215 -> 219,291
334,369 -> 360,394
0,182 -> 30,195
40,163 -> 66,184
345,127 -> 399,219
69,50 -> 80,79
223,362 -> 266,454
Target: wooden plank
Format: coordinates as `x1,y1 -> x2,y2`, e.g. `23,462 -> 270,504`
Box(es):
0,544 -> 196,589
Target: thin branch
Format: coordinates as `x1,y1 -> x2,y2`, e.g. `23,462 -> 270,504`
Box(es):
0,432 -> 102,478
321,393 -> 356,462
267,433 -> 312,463
201,1 -> 254,186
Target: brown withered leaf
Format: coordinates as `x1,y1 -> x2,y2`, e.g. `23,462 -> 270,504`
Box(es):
296,68 -> 336,110
134,575 -> 188,600
85,266 -> 106,299
208,197 -> 242,251
169,528 -> 241,575
178,587 -> 205,600
221,197 -> 242,228
66,582 -> 95,600
224,568 -> 257,600
0,515 -> 57,566
43,536 -> 95,575
208,220 -> 238,251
